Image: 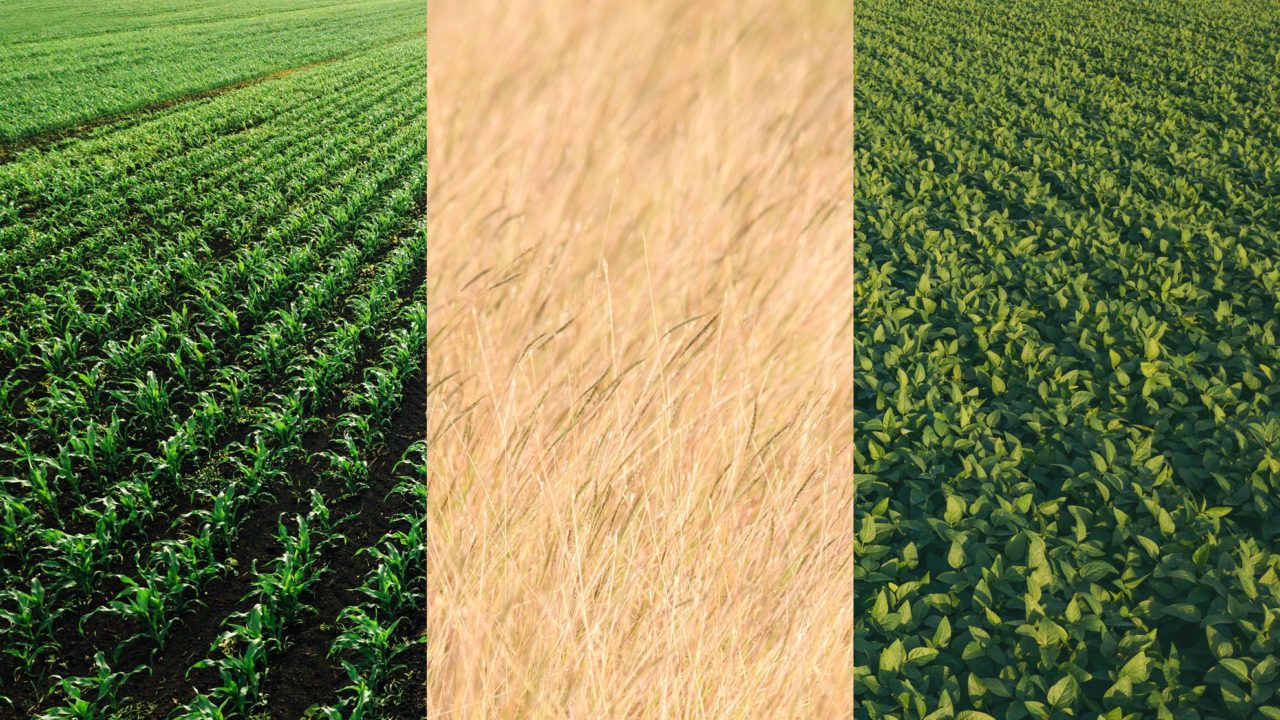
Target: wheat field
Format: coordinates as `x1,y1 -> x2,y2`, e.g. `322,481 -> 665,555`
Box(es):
427,0 -> 851,716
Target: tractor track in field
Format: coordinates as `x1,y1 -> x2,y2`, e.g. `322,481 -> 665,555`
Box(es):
0,30 -> 426,166
1,11 -> 427,716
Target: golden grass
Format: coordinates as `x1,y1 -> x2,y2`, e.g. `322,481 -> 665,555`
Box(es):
427,0 -> 851,716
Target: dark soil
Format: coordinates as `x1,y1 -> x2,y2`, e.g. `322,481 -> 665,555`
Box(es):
257,370 -> 426,718
373,615 -> 426,720
12,266 -> 424,717
0,245 -> 422,709
118,369 -> 424,720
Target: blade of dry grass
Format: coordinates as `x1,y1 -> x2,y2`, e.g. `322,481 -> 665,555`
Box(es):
427,0 -> 851,716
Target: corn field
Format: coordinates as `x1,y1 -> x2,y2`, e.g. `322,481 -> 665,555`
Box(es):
0,3 -> 426,717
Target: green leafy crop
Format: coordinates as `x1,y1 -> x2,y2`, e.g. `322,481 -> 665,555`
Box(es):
855,1 -> 1280,718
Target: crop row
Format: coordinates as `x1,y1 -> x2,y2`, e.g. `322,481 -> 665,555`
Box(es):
0,113 -> 424,580
5,217 -> 423,706
0,0 -> 425,142
1,191 -> 424,632
0,33 -> 426,716
306,452 -> 425,720
0,39 -> 425,355
0,29 -> 415,242
3,1 -> 371,45
0,39 -> 424,487
0,117 -> 425,500
855,1 -> 1280,719
172,316 -> 425,720
34,290 -> 425,718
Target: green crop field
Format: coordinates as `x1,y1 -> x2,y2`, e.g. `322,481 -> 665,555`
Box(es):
0,0 -> 425,143
0,3 -> 425,718
855,0 -> 1280,718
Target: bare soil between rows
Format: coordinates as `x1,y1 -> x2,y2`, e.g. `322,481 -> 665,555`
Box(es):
122,370 -> 426,719
9,266 -> 425,717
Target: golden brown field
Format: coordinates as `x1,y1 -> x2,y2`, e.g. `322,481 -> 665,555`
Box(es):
427,0 -> 851,716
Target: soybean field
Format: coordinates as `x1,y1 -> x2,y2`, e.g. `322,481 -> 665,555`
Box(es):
855,0 -> 1280,718
0,2 -> 425,718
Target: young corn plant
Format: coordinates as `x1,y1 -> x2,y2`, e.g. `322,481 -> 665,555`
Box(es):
152,434 -> 189,486
0,490 -> 35,566
38,528 -> 114,597
154,529 -> 225,595
259,392 -> 309,464
68,415 -> 126,482
0,579 -> 57,676
74,367 -> 105,409
0,328 -> 30,368
188,482 -> 247,550
110,477 -> 154,537
130,371 -> 171,436
276,307 -> 308,346
197,605 -> 271,717
387,442 -> 427,512
230,435 -> 286,498
102,335 -> 143,376
168,348 -> 194,391
330,608 -> 411,691
356,555 -> 410,620
335,413 -> 377,450
90,575 -> 174,651
46,442 -> 81,499
170,694 -> 228,720
208,297 -> 241,339
0,376 -> 16,419
4,436 -> 60,519
322,437 -> 369,495
303,352 -> 347,402
208,636 -> 269,717
216,370 -> 246,414
357,367 -> 402,434
319,679 -> 373,720
255,515 -> 327,634
306,489 -> 341,539
36,329 -> 82,377
37,652 -> 142,720
253,328 -> 289,379
188,392 -> 225,448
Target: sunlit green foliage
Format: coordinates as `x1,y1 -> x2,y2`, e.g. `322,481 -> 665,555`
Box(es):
0,28 -> 425,717
855,1 -> 1280,718
0,0 -> 425,142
